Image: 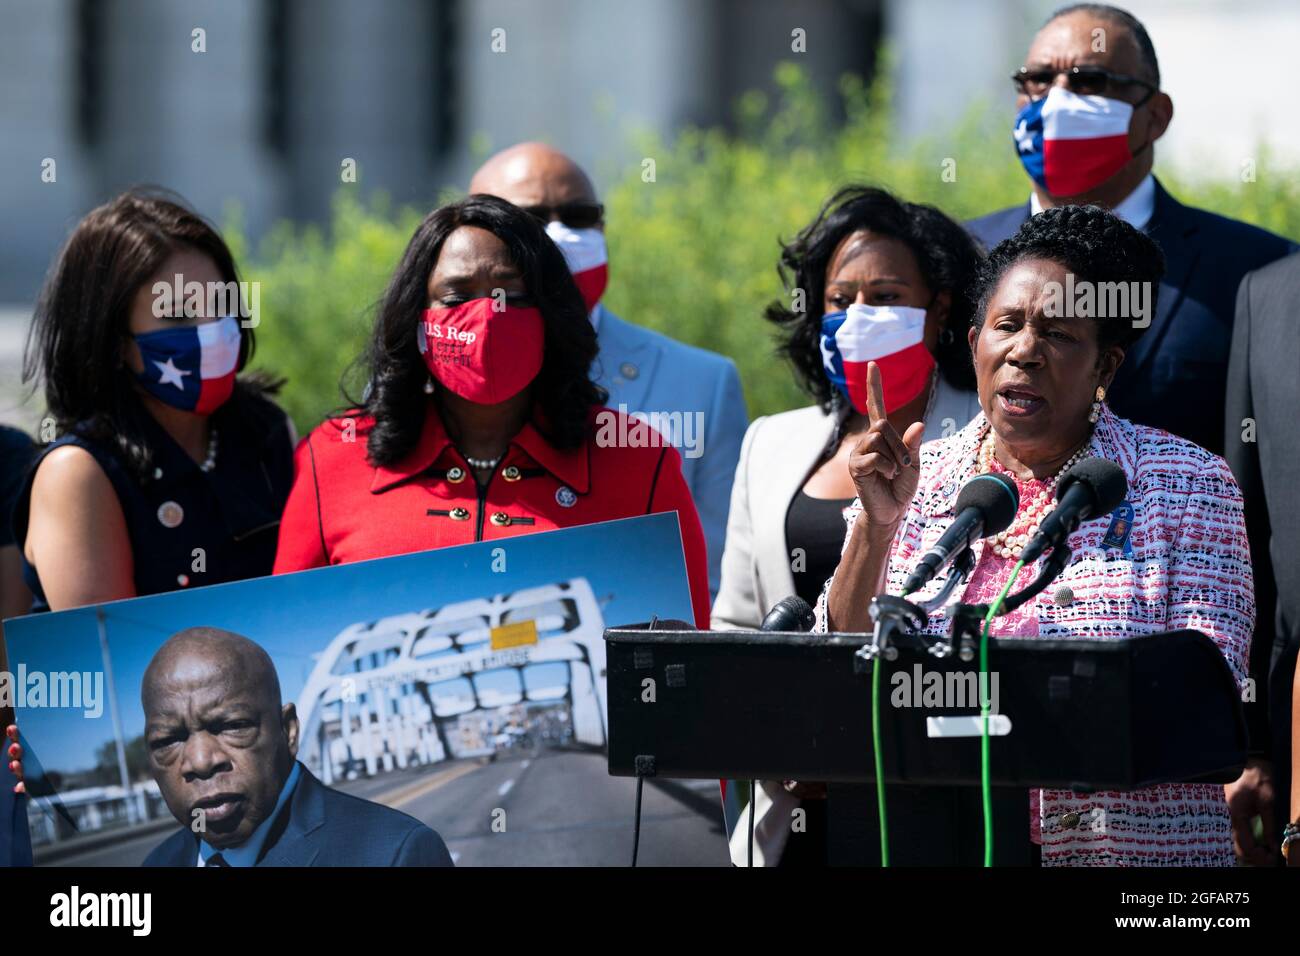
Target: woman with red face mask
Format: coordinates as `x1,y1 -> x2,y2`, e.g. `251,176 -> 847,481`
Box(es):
272,194 -> 711,630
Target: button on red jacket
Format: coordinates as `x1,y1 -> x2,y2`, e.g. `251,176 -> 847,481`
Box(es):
273,403 -> 711,628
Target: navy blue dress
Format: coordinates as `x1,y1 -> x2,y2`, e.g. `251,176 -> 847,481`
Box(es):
0,425 -> 35,552
12,390 -> 294,611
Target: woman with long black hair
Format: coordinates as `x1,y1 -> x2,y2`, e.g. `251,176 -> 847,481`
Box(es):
272,193 -> 711,627
6,189 -> 295,794
14,188 -> 294,610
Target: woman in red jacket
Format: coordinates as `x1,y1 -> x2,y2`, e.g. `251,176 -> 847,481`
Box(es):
273,194 -> 711,627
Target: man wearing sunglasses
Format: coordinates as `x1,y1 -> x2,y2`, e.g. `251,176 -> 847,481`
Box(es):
970,3 -> 1297,870
470,142 -> 748,602
969,2 -> 1295,461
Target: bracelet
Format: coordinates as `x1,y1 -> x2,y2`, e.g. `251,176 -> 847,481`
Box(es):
1281,823 -> 1300,862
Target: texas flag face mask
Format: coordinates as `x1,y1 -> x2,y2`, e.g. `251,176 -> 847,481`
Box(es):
819,304 -> 935,415
1013,86 -> 1134,197
545,220 -> 608,311
133,315 -> 241,414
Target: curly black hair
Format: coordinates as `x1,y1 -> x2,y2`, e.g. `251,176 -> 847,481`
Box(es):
23,187 -> 281,483
765,185 -> 984,414
971,204 -> 1165,351
352,194 -> 608,467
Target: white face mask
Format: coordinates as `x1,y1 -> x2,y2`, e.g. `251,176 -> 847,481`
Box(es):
545,220 -> 609,310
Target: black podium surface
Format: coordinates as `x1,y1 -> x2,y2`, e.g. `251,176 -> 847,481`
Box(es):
605,627 -> 1247,792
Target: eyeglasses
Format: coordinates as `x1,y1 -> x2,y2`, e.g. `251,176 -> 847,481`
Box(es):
521,200 -> 605,230
1012,65 -> 1156,105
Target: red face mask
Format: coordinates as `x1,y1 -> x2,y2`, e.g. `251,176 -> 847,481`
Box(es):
419,298 -> 545,405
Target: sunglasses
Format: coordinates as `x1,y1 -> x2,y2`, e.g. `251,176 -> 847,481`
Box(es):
1012,65 -> 1156,105
521,200 -> 605,230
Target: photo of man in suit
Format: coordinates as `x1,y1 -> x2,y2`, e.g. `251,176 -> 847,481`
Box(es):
967,2 -> 1296,458
140,626 -> 453,867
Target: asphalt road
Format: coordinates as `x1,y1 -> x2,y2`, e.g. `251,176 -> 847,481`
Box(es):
395,748 -> 727,866
38,747 -> 728,867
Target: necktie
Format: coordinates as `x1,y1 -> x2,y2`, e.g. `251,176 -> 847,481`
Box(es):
205,852 -> 229,867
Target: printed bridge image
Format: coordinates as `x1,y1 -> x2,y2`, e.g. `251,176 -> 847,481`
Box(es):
296,578 -> 609,785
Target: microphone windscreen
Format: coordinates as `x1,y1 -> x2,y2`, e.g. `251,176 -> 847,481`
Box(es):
1057,457 -> 1127,516
953,472 -> 1020,535
760,595 -> 816,633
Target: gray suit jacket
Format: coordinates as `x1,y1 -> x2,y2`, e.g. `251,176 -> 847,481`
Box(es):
711,378 -> 980,631
1225,252 -> 1300,786
593,305 -> 748,600
142,762 -> 454,867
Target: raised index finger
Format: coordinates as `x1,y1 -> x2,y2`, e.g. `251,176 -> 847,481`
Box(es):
866,361 -> 887,424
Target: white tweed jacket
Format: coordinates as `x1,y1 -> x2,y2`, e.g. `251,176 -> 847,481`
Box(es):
815,403 -> 1254,866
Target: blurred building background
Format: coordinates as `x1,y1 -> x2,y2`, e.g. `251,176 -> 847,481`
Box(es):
2,0 -> 1297,427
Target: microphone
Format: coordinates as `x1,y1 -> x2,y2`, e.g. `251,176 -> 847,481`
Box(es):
760,596 -> 816,632
902,473 -> 1019,595
1019,457 -> 1127,565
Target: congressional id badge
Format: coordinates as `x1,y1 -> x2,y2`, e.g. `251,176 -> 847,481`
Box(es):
1101,500 -> 1135,555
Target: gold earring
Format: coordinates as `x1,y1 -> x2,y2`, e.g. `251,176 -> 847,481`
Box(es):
1088,386 -> 1105,424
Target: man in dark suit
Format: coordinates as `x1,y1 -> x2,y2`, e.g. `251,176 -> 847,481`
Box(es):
1226,253 -> 1300,865
140,627 -> 453,867
968,3 -> 1296,458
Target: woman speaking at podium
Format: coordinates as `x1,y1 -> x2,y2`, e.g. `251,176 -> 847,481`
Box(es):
818,206 -> 1254,866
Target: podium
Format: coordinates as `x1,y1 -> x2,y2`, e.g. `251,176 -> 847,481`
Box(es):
604,625 -> 1247,865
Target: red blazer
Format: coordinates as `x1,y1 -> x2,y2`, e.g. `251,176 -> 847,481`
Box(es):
273,403 -> 711,628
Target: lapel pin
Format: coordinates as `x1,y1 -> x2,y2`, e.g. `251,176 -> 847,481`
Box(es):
157,501 -> 184,528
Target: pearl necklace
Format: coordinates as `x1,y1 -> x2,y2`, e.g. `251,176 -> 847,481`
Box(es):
463,453 -> 502,471
200,428 -> 218,473
977,428 -> 1090,559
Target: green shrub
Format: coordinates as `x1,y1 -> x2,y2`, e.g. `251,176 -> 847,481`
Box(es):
226,193 -> 425,430
231,62 -> 1299,434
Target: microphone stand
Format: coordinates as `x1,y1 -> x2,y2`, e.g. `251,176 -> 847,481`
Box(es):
914,547 -> 975,659
854,594 -> 927,670
947,544 -> 1073,661
853,547 -> 975,671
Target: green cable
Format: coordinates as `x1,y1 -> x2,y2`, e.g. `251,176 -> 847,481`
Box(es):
876,556 -> 1022,867
979,557 -> 1024,867
871,652 -> 889,866
877,583 -> 925,866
